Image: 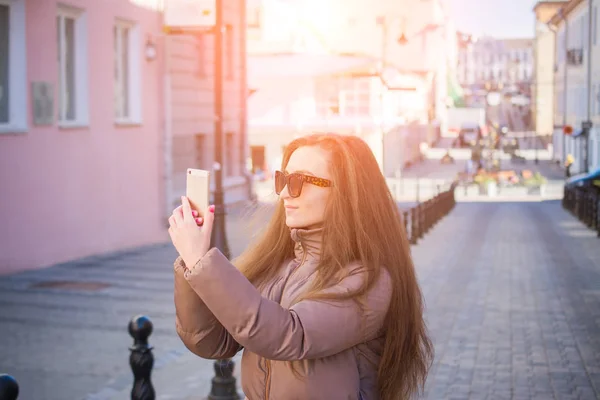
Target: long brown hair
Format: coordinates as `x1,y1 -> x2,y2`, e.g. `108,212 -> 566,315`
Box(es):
235,133 -> 433,399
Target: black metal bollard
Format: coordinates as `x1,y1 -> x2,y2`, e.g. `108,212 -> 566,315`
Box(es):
587,188 -> 596,228
441,192 -> 447,216
418,204 -> 425,239
581,190 -> 588,225
207,358 -> 240,400
591,190 -> 597,229
576,188 -> 583,220
585,191 -> 592,227
596,190 -> 600,238
451,186 -> 456,209
431,196 -> 438,226
403,210 -> 409,241
129,315 -> 155,400
436,195 -> 442,224
0,375 -> 19,400
422,201 -> 429,234
569,187 -> 574,211
427,199 -> 434,231
410,207 -> 418,245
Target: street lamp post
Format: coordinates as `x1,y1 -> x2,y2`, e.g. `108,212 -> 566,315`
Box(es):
211,0 -> 231,261
207,1 -> 236,399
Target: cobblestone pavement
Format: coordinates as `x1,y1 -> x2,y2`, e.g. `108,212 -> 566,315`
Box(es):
1,200 -> 599,399
413,200 -> 600,400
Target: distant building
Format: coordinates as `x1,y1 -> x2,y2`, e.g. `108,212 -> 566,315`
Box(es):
533,1 -> 567,136
245,0 -> 454,173
457,35 -> 534,90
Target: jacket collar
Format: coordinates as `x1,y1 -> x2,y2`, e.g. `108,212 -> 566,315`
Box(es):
290,227 -> 323,262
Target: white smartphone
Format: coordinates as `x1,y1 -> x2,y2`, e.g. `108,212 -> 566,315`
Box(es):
186,168 -> 210,215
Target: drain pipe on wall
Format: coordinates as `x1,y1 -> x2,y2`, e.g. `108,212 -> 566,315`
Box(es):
562,8 -> 569,167
162,21 -> 173,218
585,0 -> 593,173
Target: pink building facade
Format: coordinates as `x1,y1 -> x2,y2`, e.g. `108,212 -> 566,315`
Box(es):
0,0 -> 167,274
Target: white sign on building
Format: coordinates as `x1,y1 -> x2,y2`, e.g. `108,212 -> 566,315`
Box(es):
164,0 -> 215,32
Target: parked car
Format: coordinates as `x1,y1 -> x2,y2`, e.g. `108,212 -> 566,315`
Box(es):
565,167 -> 600,188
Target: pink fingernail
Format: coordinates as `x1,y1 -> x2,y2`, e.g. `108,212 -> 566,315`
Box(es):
196,217 -> 203,224
209,205 -> 215,213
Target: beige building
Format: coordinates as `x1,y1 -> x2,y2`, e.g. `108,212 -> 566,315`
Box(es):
534,1 -> 567,137
550,0 -> 600,173
457,37 -> 534,88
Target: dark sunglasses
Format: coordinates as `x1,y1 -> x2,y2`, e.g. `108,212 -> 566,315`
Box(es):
274,170 -> 332,198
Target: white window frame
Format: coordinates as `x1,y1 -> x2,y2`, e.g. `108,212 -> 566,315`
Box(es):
114,18 -> 141,125
338,78 -> 370,117
0,0 -> 27,134
57,4 -> 89,128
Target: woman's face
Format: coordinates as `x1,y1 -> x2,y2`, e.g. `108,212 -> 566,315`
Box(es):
279,145 -> 332,229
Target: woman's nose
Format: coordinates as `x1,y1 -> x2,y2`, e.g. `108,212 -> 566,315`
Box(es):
279,182 -> 291,199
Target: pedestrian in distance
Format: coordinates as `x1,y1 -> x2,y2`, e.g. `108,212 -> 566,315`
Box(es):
565,154 -> 574,178
168,133 -> 434,400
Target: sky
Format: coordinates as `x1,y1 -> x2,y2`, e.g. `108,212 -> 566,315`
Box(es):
447,0 -> 537,39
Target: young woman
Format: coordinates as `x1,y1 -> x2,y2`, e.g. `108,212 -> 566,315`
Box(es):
169,133 -> 433,400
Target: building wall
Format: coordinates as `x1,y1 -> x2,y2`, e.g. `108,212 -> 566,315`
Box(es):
0,0 -> 165,274
589,0 -> 600,169
553,0 -> 595,173
248,76 -> 316,174
167,0 -> 250,210
534,2 -> 564,136
458,37 -> 534,87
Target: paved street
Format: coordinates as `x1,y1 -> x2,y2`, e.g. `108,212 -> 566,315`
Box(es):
1,199 -> 600,400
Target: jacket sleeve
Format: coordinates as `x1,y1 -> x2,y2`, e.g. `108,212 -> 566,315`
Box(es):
184,248 -> 392,361
173,256 -> 242,359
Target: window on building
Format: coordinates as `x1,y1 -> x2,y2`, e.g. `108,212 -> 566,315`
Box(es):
0,0 -> 27,134
339,78 -> 370,117
315,78 -> 340,117
247,7 -> 261,29
114,19 -> 141,123
196,33 -> 206,78
0,3 -> 9,125
57,5 -> 88,126
225,132 -> 234,177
